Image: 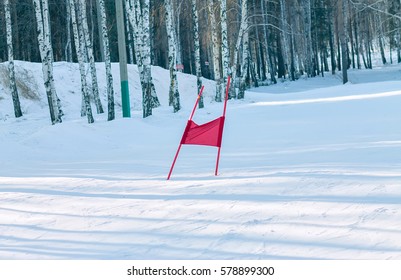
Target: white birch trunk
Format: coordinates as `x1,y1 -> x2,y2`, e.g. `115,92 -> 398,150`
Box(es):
165,0 -> 180,112
238,33 -> 249,99
124,4 -> 134,64
231,0 -> 248,98
98,0 -> 115,121
208,0 -> 222,102
304,0 -> 313,76
220,0 -> 230,99
261,0 -> 276,83
396,22 -> 401,63
78,0 -> 104,114
279,0 -> 289,77
4,0 -> 22,118
125,0 -> 142,66
191,0 -> 203,108
65,0 -> 73,62
133,0 -> 145,74
32,0 -> 62,124
96,0 -> 105,62
42,0 -> 63,118
339,0 -> 348,83
238,0 -> 249,99
125,0 -> 145,98
69,0 -> 94,123
142,0 -> 160,110
251,0 -> 263,81
130,0 -> 146,86
174,1 -> 183,73
126,0 -> 160,117
134,0 -> 151,117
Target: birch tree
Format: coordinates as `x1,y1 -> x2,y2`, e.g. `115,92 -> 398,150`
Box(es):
376,11 -> 387,65
289,0 -> 297,80
230,0 -> 246,98
328,4 -> 336,74
132,0 -> 153,117
165,0 -> 180,112
78,0 -> 104,114
339,0 -> 349,83
125,0 -> 143,70
174,0 -> 183,72
261,0 -> 276,84
32,0 -> 63,124
238,25 -> 249,99
191,0 -> 203,108
279,0 -> 289,77
251,0 -> 264,81
65,0 -> 73,62
69,0 -> 94,123
208,0 -> 222,102
4,0 -> 23,118
220,0 -> 230,100
126,0 -> 160,118
303,0 -> 314,77
98,0 -> 115,121
124,3 -> 134,64
141,0 -> 160,115
232,0 -> 249,99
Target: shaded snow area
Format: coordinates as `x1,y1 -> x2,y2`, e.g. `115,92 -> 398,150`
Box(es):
1,62 -> 401,259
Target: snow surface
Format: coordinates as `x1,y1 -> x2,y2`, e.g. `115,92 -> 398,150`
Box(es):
0,61 -> 401,259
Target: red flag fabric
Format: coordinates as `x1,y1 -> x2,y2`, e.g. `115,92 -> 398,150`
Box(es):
180,116 -> 225,147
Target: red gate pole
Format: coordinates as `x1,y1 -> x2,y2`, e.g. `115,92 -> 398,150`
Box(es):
214,76 -> 231,176
215,146 -> 222,176
167,143 -> 183,180
189,86 -> 204,121
167,86 -> 205,180
222,76 -> 231,117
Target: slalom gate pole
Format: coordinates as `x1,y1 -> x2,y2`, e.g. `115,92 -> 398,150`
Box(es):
215,147 -> 222,176
222,76 -> 231,117
167,144 -> 183,180
214,76 -> 231,176
189,85 -> 204,121
167,85 -> 205,180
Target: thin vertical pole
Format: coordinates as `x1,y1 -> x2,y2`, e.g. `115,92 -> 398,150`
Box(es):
215,147 -> 222,176
167,85 -> 204,180
116,0 -> 130,117
222,75 -> 231,117
215,76 -> 231,176
167,144 -> 183,180
189,85 -> 204,120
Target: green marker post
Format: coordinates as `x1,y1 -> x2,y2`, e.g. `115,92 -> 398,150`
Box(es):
120,80 -> 130,117
116,0 -> 130,117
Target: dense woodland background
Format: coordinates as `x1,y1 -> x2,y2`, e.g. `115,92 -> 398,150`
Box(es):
1,0 -> 400,123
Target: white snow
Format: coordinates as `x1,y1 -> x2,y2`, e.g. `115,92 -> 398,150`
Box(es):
0,61 -> 401,259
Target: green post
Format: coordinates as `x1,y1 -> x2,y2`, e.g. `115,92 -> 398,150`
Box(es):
121,80 -> 130,117
116,0 -> 130,117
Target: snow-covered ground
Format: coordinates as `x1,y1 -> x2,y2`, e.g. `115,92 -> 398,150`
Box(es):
0,61 -> 401,259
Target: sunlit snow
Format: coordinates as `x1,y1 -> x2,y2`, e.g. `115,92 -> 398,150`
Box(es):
0,61 -> 400,259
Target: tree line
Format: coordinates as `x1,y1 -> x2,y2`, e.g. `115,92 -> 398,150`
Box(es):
1,0 -> 400,124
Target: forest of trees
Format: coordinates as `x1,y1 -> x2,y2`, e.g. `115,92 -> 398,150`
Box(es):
1,0 -> 401,123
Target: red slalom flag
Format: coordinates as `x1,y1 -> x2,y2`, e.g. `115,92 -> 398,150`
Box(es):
180,117 -> 225,147
167,76 -> 231,180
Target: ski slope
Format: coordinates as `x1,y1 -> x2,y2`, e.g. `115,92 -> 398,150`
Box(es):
0,62 -> 401,259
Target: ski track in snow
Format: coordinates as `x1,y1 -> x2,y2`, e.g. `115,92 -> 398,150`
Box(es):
1,174 -> 400,259
0,62 -> 401,259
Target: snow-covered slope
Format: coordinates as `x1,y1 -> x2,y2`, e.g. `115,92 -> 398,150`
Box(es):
0,62 -> 401,259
